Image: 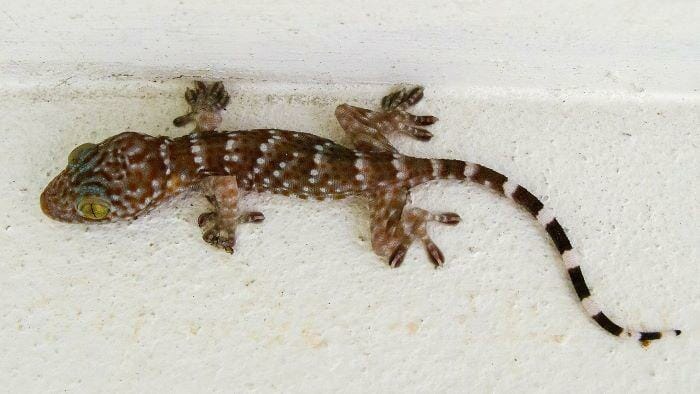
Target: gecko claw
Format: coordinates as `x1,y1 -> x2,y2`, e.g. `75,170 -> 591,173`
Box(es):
389,244 -> 408,268
382,86 -> 424,111
423,239 -> 445,267
237,211 -> 265,224
185,87 -> 198,105
200,215 -> 236,253
401,125 -> 433,141
202,226 -> 236,253
198,212 -> 216,228
173,113 -> 194,127
435,212 -> 461,225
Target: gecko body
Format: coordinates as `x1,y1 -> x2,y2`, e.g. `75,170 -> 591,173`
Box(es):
41,81 -> 680,345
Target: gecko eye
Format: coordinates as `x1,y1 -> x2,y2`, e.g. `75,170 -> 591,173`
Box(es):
77,195 -> 111,220
68,143 -> 97,165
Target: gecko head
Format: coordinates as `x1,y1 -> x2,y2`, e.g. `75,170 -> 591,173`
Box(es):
41,132 -> 167,223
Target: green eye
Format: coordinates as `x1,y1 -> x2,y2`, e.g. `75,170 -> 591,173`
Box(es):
77,195 -> 111,220
68,143 -> 97,165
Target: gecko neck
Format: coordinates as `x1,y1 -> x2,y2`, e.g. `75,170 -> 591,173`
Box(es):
163,132 -> 248,193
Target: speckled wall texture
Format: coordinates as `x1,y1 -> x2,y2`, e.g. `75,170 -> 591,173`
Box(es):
1,1 -> 698,393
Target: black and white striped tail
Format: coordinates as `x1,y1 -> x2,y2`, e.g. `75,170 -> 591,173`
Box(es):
424,159 -> 681,345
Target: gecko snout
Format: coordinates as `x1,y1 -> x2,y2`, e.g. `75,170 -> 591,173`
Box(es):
40,173 -> 78,222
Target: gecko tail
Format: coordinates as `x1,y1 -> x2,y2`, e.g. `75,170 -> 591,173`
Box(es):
419,158 -> 681,345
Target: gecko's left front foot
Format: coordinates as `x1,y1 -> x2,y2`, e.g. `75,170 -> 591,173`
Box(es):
173,81 -> 230,132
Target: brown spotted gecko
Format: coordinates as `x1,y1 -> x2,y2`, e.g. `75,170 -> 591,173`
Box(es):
40,81 -> 680,345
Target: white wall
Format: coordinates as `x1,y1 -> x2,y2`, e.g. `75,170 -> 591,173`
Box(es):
3,0 -> 699,92
1,1 -> 698,393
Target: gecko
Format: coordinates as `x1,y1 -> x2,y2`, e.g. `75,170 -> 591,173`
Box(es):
40,81 -> 680,345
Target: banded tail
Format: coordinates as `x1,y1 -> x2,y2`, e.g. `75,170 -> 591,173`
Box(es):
408,157 -> 681,345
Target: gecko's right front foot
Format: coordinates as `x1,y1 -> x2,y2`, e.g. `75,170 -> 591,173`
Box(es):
198,211 -> 236,253
173,81 -> 230,132
198,210 -> 265,254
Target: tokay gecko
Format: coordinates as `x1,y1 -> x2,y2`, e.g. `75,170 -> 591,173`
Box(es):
41,81 -> 681,345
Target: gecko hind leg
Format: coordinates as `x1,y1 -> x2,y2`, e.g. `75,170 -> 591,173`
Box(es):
370,189 -> 460,268
335,86 -> 438,153
198,176 -> 264,253
173,81 -> 230,133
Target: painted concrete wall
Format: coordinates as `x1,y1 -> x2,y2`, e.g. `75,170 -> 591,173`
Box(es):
1,1 -> 698,392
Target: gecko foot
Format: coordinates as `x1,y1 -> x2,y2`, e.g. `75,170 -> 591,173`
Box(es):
201,219 -> 237,253
382,86 -> 426,111
403,208 -> 460,268
382,86 -> 438,141
173,81 -> 230,132
198,210 -> 265,253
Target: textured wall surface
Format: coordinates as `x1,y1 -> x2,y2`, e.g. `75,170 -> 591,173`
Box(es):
1,1 -> 698,393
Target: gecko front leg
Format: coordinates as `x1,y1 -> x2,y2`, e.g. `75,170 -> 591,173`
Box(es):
198,176 -> 264,253
173,81 -> 231,133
